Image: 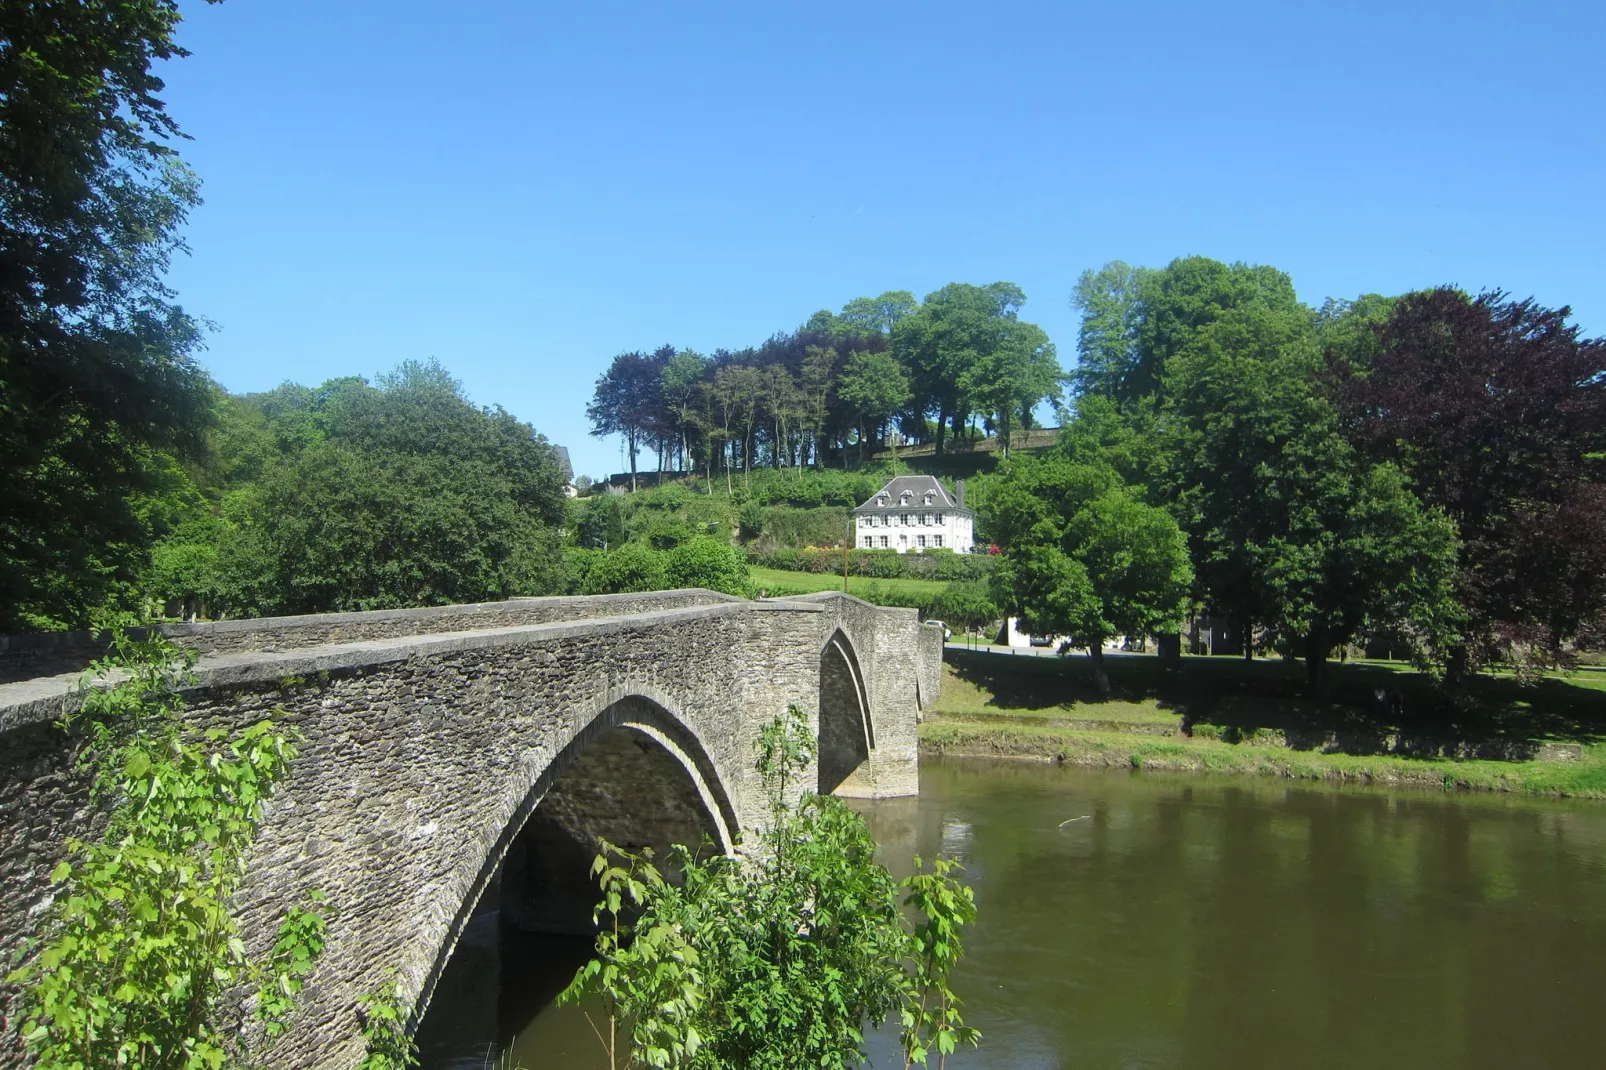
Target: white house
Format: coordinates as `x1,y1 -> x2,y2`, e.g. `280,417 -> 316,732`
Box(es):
852,475 -> 975,553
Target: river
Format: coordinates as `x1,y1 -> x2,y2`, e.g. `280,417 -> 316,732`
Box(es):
417,758 -> 1606,1068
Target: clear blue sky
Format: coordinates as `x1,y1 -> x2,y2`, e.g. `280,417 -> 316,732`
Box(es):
160,0 -> 1604,481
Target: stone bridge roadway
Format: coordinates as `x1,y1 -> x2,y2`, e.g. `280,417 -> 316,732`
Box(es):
0,589 -> 942,1069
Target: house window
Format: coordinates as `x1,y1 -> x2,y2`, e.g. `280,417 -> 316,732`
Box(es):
899,534 -> 908,547
880,535 -> 888,548
917,534 -> 927,548
901,513 -> 910,525
862,536 -> 872,548
936,513 -> 945,523
934,534 -> 944,548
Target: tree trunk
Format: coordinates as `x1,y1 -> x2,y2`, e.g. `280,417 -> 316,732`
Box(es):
935,407 -> 948,456
628,430 -> 638,493
1243,618 -> 1253,661
1305,626 -> 1331,696
1088,641 -> 1112,697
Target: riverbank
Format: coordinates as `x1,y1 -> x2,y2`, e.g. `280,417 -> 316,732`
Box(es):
923,650 -> 1606,799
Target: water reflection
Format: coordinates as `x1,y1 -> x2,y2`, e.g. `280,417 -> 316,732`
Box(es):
420,760 -> 1606,1069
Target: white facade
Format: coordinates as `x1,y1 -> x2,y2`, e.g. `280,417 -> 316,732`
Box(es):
852,475 -> 975,554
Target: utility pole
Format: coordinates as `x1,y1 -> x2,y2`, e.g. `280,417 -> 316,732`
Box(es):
843,517 -> 851,593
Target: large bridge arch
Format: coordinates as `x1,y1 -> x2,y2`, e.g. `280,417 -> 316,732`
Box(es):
411,688 -> 739,1028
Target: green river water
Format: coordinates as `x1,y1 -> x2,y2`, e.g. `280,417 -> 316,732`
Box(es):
417,758 -> 1606,1069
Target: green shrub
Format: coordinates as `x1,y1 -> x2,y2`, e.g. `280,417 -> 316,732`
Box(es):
749,547 -> 995,582
665,537 -> 751,596
560,707 -> 979,1069
754,506 -> 853,550
581,542 -> 668,594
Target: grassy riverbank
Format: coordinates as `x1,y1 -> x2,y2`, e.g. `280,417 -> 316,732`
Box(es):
921,650 -> 1606,798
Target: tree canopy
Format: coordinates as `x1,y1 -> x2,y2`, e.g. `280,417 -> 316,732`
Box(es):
0,0 -> 218,630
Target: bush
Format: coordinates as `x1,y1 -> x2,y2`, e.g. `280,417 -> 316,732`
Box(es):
748,547 -> 995,583
581,542 -> 667,594
754,506 -> 853,551
665,537 -> 751,596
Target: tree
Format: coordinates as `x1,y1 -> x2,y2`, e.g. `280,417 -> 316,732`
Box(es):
1069,257 -> 1304,406
661,349 -> 708,475
1069,261 -> 1151,400
960,319 -> 1062,457
891,282 -> 1037,454
587,351 -> 667,492
839,290 -> 919,336
144,364 -> 570,617
985,456 -> 1193,694
837,351 -> 912,462
0,0 -> 218,630
1333,288 -> 1606,673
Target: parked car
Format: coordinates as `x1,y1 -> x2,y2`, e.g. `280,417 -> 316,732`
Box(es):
1028,634 -> 1054,647
925,619 -> 954,640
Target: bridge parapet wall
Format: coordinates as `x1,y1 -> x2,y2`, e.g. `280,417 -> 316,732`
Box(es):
0,590 -> 741,685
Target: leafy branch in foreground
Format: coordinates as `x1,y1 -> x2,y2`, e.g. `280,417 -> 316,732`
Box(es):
561,705 -> 980,1069
356,975 -> 419,1070
7,631 -> 327,1070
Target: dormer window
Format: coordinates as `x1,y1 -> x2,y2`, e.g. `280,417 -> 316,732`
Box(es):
900,491 -> 911,505
924,492 -> 934,505
877,494 -> 889,506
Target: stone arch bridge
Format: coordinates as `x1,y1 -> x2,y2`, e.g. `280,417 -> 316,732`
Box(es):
0,589 -> 942,1069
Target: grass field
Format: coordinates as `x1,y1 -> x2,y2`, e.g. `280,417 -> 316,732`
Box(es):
921,649 -> 1606,799
749,566 -> 949,599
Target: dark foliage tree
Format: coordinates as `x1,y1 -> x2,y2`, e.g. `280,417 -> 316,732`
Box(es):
0,0 -> 218,629
586,350 -> 669,491
1333,288 -> 1606,671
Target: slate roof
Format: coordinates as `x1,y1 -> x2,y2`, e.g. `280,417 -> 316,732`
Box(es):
552,445 -> 573,482
853,475 -> 970,514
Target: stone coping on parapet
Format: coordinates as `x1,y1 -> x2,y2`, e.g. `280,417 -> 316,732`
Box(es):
0,588 -> 748,655
760,590 -> 920,618
0,597 -> 828,734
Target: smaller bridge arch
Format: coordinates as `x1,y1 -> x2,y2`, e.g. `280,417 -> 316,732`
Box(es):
817,629 -> 874,795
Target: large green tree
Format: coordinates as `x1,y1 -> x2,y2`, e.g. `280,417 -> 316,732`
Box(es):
145,363 -> 568,616
0,0 -> 218,630
891,282 -> 1035,454
1069,256 -> 1304,405
837,351 -> 912,461
985,456 -> 1193,694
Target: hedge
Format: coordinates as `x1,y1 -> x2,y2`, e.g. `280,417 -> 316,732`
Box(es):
747,547 -> 995,582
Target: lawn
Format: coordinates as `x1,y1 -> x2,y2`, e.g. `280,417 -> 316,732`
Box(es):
936,648 -> 1606,745
749,566 -> 949,599
919,648 -> 1606,798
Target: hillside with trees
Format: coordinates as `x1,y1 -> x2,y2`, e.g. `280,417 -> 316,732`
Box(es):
583,284 -> 1064,490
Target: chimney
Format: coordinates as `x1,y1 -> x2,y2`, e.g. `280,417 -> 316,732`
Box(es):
955,479 -> 965,509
